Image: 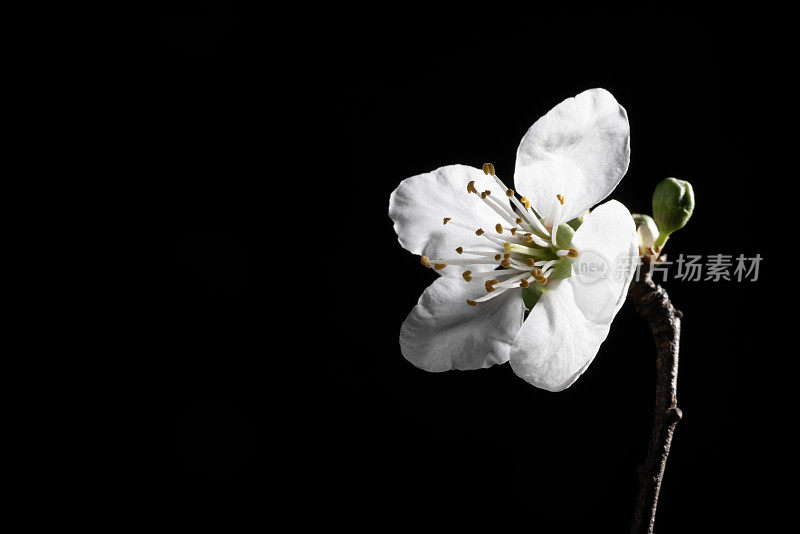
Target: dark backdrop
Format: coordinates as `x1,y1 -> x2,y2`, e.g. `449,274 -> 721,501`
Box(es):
134,4 -> 777,532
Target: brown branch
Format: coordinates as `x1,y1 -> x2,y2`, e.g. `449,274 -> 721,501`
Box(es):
628,260 -> 683,534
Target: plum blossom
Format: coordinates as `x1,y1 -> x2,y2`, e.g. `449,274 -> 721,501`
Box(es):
388,88 -> 638,391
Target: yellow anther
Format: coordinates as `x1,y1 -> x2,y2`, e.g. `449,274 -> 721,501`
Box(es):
482,163 -> 495,176
519,279 -> 530,288
495,223 -> 503,234
524,235 -> 534,243
466,299 -> 478,306
506,189 -> 514,197
515,217 -> 524,225
536,277 -> 547,285
467,180 -> 478,194
567,248 -> 579,258
510,228 -> 517,236
443,217 -> 451,225
531,268 -> 543,277
503,253 -> 511,259
434,263 -> 447,270
420,256 -> 431,268
501,259 -> 511,268
462,270 -> 472,282
520,197 -> 531,209
475,228 -> 484,236
484,190 -> 491,196
455,246 -> 463,254
556,194 -> 565,205
503,242 -> 512,253
525,258 -> 535,267
494,254 -> 501,261
485,279 -> 498,292
481,192 -> 488,199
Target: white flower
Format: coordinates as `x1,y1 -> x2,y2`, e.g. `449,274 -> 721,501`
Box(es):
388,88 -> 639,391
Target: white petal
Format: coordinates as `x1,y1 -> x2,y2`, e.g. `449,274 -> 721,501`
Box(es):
513,88 -> 630,221
509,200 -> 637,391
389,165 -> 513,275
509,282 -> 609,391
400,276 -> 525,372
571,200 -> 638,322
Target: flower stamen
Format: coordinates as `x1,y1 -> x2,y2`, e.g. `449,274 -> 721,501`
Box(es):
550,194 -> 565,248
468,186 -> 520,227
465,267 -> 539,305
484,194 -> 523,227
495,271 -> 530,288
468,270 -> 517,279
472,282 -> 517,303
460,249 -> 501,257
486,167 -> 550,236
540,259 -> 558,273
433,257 -> 501,266
524,232 -> 550,248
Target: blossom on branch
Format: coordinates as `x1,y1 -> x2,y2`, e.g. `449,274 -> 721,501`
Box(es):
389,89 -> 638,391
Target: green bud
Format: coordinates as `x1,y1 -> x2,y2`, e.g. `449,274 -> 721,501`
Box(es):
555,223 -> 575,249
652,177 -> 694,246
632,213 -> 659,253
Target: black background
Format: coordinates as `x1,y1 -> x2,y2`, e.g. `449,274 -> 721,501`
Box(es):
134,4 -> 780,532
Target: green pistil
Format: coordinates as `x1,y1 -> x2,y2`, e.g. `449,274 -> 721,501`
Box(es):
505,242 -> 558,260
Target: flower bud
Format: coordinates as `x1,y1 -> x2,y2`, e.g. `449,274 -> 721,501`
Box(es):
632,213 -> 659,254
652,177 -> 694,245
